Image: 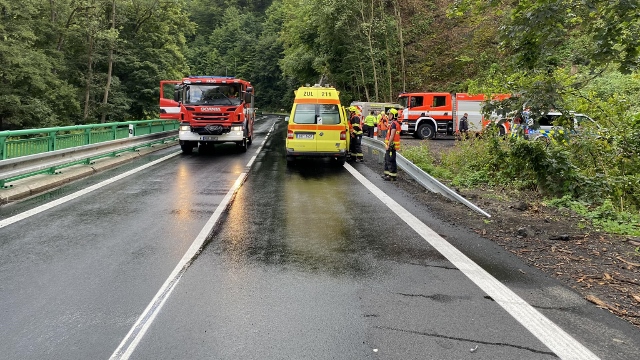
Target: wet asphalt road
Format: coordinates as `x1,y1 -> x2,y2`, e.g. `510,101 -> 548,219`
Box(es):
1,115 -> 639,360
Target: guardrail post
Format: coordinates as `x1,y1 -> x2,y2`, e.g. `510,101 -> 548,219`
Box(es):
84,128 -> 92,145
0,135 -> 7,160
48,131 -> 57,151
111,125 -> 118,140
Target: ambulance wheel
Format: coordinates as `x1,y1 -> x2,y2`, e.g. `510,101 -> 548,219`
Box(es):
180,141 -> 194,154
417,124 -> 435,139
286,156 -> 295,167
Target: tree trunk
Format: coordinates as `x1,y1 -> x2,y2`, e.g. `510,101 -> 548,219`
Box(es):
359,64 -> 370,102
83,34 -> 94,122
392,0 -> 406,92
100,0 -> 116,123
50,0 -> 56,22
359,0 -> 379,101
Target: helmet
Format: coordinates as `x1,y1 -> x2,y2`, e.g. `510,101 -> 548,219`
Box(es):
389,108 -> 398,115
348,106 -> 356,112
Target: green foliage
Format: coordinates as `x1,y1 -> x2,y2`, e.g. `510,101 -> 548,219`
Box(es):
546,197 -> 640,236
0,0 -> 193,129
401,145 -> 452,180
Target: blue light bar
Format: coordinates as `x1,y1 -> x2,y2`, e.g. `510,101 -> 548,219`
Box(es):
188,75 -> 235,79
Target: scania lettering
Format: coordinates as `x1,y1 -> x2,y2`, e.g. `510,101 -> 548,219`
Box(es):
159,76 -> 255,154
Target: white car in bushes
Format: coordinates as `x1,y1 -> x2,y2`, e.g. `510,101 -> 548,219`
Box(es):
515,112 -> 599,141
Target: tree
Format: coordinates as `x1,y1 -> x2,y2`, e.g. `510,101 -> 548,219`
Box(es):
0,0 -> 80,129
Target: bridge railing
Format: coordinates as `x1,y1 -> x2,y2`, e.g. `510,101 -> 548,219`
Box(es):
0,120 -> 178,188
0,120 -> 179,160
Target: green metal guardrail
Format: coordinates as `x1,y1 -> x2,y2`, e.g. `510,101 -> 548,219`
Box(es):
0,120 -> 179,160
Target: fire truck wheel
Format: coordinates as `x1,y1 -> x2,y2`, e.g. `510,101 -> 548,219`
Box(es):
247,135 -> 253,145
180,141 -> 194,154
417,123 -> 435,140
237,139 -> 248,152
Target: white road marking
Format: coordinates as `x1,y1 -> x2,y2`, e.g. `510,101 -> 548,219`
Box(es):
109,172 -> 248,360
0,152 -> 182,229
110,122 -> 274,360
344,163 -> 600,360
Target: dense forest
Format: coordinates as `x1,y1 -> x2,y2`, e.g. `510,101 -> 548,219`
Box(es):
1,0 -> 638,128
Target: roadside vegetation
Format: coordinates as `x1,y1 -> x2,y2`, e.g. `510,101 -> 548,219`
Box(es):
398,0 -> 640,237
403,80 -> 640,236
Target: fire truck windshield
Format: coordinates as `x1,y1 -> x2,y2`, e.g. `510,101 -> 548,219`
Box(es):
185,84 -> 242,106
398,95 -> 409,109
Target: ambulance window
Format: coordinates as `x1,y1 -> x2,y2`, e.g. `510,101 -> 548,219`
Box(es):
319,104 -> 340,124
410,96 -> 424,108
433,96 -> 446,107
293,104 -> 316,124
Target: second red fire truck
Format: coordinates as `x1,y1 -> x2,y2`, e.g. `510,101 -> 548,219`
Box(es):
397,92 -> 511,139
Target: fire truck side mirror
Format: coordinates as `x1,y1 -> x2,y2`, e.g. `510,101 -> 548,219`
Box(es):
173,85 -> 181,102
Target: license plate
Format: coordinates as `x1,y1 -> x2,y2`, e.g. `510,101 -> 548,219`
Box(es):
201,136 -> 218,141
296,133 -> 314,139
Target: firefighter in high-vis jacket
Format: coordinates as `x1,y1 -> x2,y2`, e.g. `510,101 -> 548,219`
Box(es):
363,111 -> 377,137
383,108 -> 401,181
348,106 -> 364,162
378,111 -> 389,139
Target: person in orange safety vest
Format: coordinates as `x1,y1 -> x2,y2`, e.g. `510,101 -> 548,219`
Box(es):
383,108 -> 401,181
377,111 -> 389,139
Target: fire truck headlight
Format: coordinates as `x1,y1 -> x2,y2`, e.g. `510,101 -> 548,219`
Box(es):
231,125 -> 243,132
179,125 -> 191,131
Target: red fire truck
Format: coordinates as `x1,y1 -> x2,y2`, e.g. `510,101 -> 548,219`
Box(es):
160,76 -> 255,153
397,92 -> 511,139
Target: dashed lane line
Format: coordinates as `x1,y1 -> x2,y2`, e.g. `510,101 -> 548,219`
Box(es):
110,121 -> 275,360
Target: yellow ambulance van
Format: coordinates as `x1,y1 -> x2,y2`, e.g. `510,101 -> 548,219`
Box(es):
285,84 -> 350,165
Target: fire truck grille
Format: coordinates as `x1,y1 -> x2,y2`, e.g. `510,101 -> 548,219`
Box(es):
192,112 -> 229,121
193,125 -> 231,135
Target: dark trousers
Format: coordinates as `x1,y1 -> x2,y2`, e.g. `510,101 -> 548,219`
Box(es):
351,134 -> 363,160
363,125 -> 374,137
384,145 -> 397,177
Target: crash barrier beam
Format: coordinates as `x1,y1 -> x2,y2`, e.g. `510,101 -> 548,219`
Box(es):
0,120 -> 179,160
0,131 -> 177,188
362,137 -> 491,218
